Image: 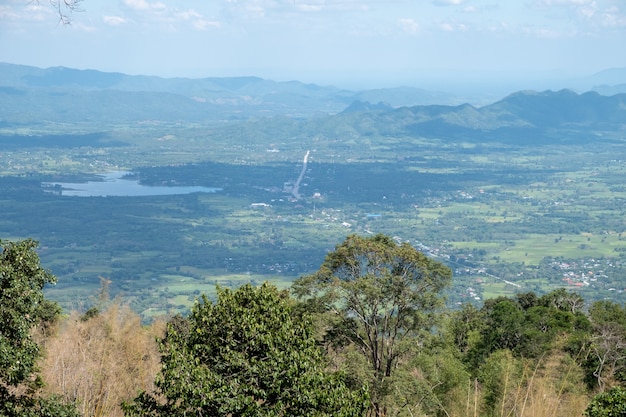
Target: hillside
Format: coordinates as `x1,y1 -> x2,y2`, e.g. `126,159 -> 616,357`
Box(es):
333,89 -> 626,144
0,63 -> 458,123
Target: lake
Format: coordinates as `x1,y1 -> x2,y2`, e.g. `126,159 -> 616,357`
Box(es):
43,171 -> 221,197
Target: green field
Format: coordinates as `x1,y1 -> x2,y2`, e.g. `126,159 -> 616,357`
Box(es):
2,114 -> 626,319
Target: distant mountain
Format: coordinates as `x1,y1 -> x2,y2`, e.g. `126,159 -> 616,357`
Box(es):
341,100 -> 394,113
0,63 -> 357,121
1,64 -> 624,146
593,84 -> 626,95
0,63 -> 460,126
588,68 -> 626,87
325,89 -> 626,145
351,87 -> 456,107
483,89 -> 626,127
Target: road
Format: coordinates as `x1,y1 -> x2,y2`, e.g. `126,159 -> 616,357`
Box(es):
292,150 -> 310,200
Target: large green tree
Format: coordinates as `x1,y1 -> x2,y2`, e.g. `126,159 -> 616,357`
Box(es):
293,234 -> 452,417
123,283 -> 368,417
0,238 -> 77,417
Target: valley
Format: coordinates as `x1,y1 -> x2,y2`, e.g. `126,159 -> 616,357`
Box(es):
1,64 -> 625,320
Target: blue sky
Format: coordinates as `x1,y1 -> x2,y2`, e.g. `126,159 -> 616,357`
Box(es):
1,0 -> 625,89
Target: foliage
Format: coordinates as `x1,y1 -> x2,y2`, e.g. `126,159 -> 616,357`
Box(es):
123,283 -> 368,417
444,290 -> 595,416
478,349 -> 521,416
584,301 -> 626,390
445,302 -> 485,357
293,233 -> 452,417
0,238 -> 78,417
467,290 -> 591,368
585,386 -> 626,417
404,345 -> 472,417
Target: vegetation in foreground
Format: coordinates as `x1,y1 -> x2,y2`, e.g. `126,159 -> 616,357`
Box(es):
3,235 -> 626,416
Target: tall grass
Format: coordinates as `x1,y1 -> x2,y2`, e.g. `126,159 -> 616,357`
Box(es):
455,350 -> 589,417
40,303 -> 164,417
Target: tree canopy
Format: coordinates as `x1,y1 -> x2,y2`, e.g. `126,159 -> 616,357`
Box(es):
585,386 -> 626,417
0,239 -> 77,417
123,282 -> 368,417
293,233 -> 452,417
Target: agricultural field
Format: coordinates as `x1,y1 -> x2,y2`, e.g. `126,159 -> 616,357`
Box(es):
1,85 -> 626,319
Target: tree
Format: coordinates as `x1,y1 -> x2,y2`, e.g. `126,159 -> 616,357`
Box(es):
123,283 -> 368,417
467,290 -> 591,367
445,302 -> 485,356
539,288 -> 585,314
585,386 -> 626,417
586,301 -> 626,390
292,233 -> 452,417
0,238 -> 78,417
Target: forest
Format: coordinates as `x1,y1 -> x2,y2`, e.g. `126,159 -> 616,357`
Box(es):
2,235 -> 626,417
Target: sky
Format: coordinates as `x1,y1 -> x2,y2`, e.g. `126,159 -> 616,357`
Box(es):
1,0 -> 625,89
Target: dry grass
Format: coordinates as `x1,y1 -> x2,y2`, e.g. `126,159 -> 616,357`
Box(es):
476,351 -> 589,417
39,303 -> 165,417
515,353 -> 588,417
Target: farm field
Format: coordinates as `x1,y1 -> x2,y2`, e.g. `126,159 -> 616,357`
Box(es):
1,88 -> 626,319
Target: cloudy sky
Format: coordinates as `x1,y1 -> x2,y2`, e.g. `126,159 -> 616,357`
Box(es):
1,0 -> 625,88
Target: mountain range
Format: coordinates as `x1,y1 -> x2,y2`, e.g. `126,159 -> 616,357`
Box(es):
0,63 -> 625,145
0,63 -> 455,123
337,89 -> 626,143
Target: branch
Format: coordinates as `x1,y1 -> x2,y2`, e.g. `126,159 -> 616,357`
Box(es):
34,0 -> 84,24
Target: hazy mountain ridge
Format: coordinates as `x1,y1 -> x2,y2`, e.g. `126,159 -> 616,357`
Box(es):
332,89 -> 626,144
0,63 -> 483,124
1,63 -> 625,144
0,63 -> 355,120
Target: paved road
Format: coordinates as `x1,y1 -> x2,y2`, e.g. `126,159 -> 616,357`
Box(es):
292,150 -> 310,199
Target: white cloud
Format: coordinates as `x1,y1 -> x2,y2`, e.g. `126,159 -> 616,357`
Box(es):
193,19 -> 221,30
22,3 -> 54,22
174,9 -> 221,30
296,4 -> 324,12
0,5 -> 19,20
220,0 -> 373,20
123,0 -> 166,11
103,15 -> 129,26
599,6 -> 626,28
0,2 -> 56,22
433,0 -> 467,6
176,10 -> 202,20
579,3 -> 597,18
439,21 -> 468,31
534,27 -> 562,37
534,0 -> 626,31
539,0 -> 591,5
398,18 -> 419,34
